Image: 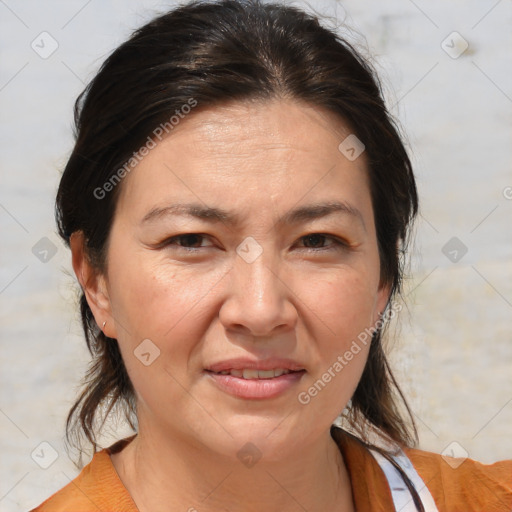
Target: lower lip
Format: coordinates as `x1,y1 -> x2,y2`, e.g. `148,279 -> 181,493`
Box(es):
205,371 -> 306,399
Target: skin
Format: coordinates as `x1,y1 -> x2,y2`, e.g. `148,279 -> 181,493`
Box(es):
71,98 -> 390,512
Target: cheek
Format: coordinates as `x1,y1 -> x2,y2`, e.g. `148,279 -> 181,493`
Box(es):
106,260 -> 213,404
106,251 -> 230,370
295,272 -> 375,412
109,246 -> 210,326
303,268 -> 380,343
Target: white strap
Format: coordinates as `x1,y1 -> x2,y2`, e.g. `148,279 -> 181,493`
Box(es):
369,448 -> 439,512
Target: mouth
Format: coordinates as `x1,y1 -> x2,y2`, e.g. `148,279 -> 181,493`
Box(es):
206,368 -> 304,379
204,362 -> 306,399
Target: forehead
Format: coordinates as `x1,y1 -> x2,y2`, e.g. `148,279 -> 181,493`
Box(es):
162,98 -> 361,163
114,98 -> 372,226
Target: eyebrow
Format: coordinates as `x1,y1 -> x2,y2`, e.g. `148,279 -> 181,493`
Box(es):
140,200 -> 366,230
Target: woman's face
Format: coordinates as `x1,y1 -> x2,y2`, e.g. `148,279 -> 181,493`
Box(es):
90,99 -> 389,460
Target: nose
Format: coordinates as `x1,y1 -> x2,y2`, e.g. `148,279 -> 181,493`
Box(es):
218,249 -> 298,338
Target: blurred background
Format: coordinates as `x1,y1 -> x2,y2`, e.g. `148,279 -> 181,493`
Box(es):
1,0 -> 511,509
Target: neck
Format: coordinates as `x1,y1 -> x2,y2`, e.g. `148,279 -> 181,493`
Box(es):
111,425 -> 354,512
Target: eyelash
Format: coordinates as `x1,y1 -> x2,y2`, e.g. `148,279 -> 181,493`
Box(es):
159,233 -> 349,253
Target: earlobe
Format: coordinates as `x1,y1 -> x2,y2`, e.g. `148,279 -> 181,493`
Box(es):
69,231 -> 115,337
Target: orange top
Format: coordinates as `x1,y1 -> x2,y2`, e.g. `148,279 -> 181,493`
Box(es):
31,428 -> 512,512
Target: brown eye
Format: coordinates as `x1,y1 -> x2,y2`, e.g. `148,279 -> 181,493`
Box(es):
174,234 -> 205,248
301,234 -> 329,248
297,233 -> 347,251
161,233 -> 212,251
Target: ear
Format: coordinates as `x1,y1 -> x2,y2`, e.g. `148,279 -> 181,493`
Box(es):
372,281 -> 392,327
69,231 -> 117,339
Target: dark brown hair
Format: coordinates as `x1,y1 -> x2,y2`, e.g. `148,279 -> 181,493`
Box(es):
57,0 -> 419,500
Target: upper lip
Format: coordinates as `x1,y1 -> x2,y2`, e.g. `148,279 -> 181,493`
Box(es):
205,358 -> 306,373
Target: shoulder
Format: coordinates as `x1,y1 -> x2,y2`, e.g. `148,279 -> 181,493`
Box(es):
29,438 -> 137,512
331,426 -> 512,511
404,445 -> 512,511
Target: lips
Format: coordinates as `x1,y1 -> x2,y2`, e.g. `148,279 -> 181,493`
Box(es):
205,357 -> 306,375
204,357 -> 306,398
213,368 -> 297,379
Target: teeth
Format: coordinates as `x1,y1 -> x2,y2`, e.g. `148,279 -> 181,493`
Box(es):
216,368 -> 293,379
243,369 -> 260,379
257,370 -> 276,379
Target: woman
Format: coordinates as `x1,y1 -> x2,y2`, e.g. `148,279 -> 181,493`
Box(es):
31,0 -> 512,511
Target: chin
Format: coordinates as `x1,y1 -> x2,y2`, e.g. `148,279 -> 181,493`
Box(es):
198,415 -> 315,464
